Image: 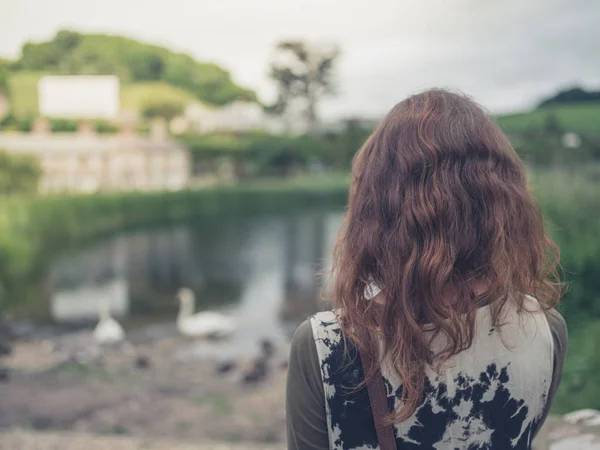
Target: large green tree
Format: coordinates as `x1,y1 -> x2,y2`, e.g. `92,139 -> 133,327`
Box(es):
142,99 -> 184,121
269,41 -> 340,131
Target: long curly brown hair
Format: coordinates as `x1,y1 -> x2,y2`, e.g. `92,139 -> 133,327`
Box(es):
330,89 -> 562,423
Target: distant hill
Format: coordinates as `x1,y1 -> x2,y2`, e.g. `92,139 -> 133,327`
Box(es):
3,29 -> 256,117
497,101 -> 600,135
539,86 -> 600,108
497,86 -> 600,136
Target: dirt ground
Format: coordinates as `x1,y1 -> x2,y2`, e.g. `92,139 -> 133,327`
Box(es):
4,330 -> 600,450
0,428 -> 283,450
0,332 -> 288,448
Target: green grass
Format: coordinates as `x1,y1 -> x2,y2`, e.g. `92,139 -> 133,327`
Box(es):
553,319 -> 600,413
7,71 -> 46,117
120,81 -> 198,111
497,102 -> 600,135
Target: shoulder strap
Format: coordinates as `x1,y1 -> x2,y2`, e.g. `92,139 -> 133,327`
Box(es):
359,347 -> 397,450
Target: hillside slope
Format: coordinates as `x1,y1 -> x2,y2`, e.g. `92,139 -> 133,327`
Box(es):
497,102 -> 600,135
5,29 -> 255,116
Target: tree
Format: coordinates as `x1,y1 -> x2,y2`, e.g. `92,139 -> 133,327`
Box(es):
269,41 -> 340,131
127,49 -> 165,80
142,99 -> 184,121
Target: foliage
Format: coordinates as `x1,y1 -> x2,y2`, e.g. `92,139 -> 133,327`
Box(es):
120,81 -> 196,112
142,99 -> 184,121
0,150 -> 41,195
511,128 -> 600,166
531,167 -> 600,320
49,118 -> 78,132
180,123 -> 371,175
12,30 -> 256,108
0,114 -> 33,132
269,40 -> 340,130
94,120 -> 119,134
553,320 -> 600,412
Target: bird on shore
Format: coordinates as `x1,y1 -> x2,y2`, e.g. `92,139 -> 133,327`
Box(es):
0,341 -> 12,357
93,305 -> 125,345
175,288 -> 236,339
241,338 -> 278,385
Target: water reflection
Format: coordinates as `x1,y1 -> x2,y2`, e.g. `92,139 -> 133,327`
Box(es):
44,211 -> 344,355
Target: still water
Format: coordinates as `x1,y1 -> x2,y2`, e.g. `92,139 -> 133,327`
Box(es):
31,211 -> 344,359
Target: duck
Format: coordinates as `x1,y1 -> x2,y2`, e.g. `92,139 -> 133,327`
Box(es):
176,288 -> 236,339
93,305 -> 125,345
241,339 -> 276,385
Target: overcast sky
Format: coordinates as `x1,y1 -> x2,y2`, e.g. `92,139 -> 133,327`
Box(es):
1,0 -> 599,119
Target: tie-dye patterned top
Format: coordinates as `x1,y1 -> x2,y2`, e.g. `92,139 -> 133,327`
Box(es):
287,296 -> 567,450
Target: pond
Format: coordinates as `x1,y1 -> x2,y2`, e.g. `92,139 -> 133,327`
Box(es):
6,210 -> 345,360
4,207 -> 598,414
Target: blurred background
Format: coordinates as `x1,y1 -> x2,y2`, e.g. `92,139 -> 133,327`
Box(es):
0,1 -> 599,449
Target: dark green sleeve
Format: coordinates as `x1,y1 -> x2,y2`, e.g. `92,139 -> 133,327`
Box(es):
286,319 -> 330,450
537,309 -> 568,429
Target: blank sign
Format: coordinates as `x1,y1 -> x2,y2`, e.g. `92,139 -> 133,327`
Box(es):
38,75 -> 120,119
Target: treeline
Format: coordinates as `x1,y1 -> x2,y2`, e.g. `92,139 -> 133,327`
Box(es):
2,30 -> 256,106
510,115 -> 600,166
180,122 -> 372,175
0,116 -> 120,134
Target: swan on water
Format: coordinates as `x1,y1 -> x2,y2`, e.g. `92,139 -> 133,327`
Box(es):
176,288 -> 235,339
93,305 -> 125,345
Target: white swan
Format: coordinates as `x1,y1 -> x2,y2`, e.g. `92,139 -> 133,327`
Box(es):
93,305 -> 125,345
176,288 -> 235,338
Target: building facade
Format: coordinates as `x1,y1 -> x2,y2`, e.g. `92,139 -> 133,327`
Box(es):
182,101 -> 293,135
0,131 -> 191,194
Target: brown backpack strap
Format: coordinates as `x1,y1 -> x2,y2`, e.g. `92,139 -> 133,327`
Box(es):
359,347 -> 397,450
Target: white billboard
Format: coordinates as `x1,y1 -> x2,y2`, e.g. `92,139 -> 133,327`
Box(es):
38,75 -> 120,119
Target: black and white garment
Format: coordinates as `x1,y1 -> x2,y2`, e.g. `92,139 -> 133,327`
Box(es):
309,296 -> 554,450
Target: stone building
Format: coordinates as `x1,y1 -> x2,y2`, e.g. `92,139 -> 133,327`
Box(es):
0,125 -> 191,194
181,101 -> 290,135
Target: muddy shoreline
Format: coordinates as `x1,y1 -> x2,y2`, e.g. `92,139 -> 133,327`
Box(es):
0,330 -> 288,446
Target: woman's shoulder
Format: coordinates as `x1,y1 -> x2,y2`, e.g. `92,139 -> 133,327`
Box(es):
545,308 -> 568,357
545,308 -> 567,334
291,317 -> 314,348
292,311 -> 340,345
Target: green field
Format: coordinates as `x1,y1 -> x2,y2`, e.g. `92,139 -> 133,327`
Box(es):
7,71 -> 45,118
497,102 -> 600,135
7,73 -> 201,118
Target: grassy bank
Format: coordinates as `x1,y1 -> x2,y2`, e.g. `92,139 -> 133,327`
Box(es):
1,169 -> 598,318
0,176 -> 349,308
